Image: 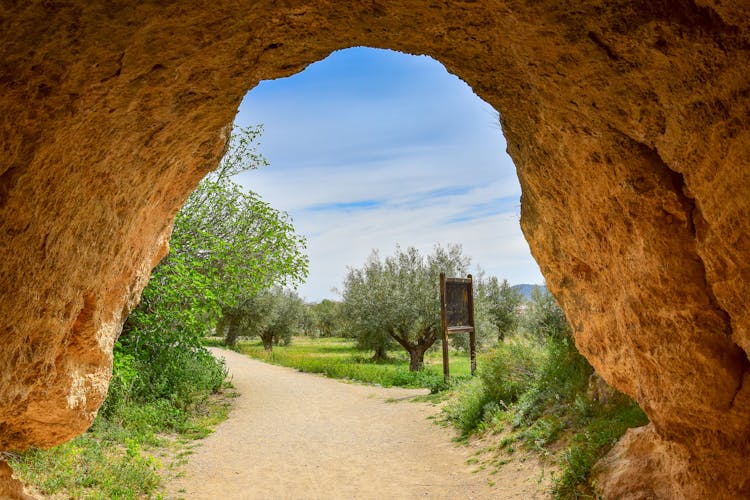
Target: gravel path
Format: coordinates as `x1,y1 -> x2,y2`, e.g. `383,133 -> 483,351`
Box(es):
166,348 -> 550,499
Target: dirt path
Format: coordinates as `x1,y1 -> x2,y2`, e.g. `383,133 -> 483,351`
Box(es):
167,348 -> 551,499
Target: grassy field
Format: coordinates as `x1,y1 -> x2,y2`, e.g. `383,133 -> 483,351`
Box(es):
230,336 -> 472,392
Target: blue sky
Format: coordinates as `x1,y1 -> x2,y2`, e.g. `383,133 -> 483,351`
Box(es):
232,47 -> 543,301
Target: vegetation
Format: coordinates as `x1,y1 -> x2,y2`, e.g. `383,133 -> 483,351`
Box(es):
442,287 -> 648,498
218,287 -> 305,350
118,125 -> 308,405
9,124 -> 308,498
341,244 -> 470,370
6,381 -> 233,499
307,299 -> 345,337
477,276 -> 523,341
234,336 -> 471,393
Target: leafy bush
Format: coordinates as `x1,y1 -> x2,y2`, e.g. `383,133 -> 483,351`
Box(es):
479,337 -> 546,406
512,336 -> 592,427
553,401 -> 648,498
443,287 -> 648,497
443,377 -> 493,436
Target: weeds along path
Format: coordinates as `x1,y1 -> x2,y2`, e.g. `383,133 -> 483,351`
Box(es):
167,348 -> 549,499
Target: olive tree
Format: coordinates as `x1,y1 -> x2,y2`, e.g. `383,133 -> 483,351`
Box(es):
219,287 -> 304,351
480,276 -> 523,341
342,244 -> 469,371
311,299 -> 343,337
524,286 -> 570,341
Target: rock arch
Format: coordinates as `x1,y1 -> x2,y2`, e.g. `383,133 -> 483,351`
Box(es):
1,1 -> 748,497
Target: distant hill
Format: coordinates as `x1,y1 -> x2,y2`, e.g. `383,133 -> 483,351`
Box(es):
511,284 -> 547,301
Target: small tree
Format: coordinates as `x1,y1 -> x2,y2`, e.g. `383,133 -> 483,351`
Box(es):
524,286 -> 570,341
312,299 -> 342,337
342,244 -> 470,371
117,125 -> 308,405
299,304 -> 317,337
219,287 -> 304,351
480,276 -> 523,341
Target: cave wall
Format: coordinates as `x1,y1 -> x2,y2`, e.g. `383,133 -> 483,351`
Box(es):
1,1 -> 748,497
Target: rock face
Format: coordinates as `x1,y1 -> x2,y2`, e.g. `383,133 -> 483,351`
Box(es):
0,1 -> 748,497
0,461 -> 32,500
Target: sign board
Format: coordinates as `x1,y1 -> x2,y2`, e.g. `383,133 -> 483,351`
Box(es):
440,273 -> 476,381
444,278 -> 472,330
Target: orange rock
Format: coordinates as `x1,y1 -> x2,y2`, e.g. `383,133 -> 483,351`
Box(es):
0,1 -> 748,497
0,461 -> 34,499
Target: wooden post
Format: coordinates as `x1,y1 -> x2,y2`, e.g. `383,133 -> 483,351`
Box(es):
467,274 -> 477,376
440,272 -> 450,382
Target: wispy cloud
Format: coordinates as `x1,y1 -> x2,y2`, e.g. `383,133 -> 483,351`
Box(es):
307,200 -> 384,212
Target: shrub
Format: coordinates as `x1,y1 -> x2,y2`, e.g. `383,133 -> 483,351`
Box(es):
101,342 -> 226,430
479,337 -> 546,406
443,377 -> 493,436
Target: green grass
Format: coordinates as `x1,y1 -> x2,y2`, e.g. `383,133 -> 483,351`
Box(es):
233,336 -> 471,392
553,401 -> 648,498
442,335 -> 648,498
6,384 -> 234,499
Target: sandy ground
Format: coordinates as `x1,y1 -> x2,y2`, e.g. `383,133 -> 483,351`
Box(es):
166,348 -> 551,499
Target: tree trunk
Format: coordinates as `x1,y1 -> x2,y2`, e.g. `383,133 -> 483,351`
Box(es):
372,345 -> 388,361
262,334 -> 273,352
224,316 -> 240,347
408,347 -> 426,372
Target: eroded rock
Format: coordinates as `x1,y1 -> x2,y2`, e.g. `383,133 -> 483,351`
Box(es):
1,1 -> 748,497
0,461 -> 34,500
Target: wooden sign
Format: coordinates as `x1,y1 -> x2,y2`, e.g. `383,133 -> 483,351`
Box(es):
440,273 -> 476,381
445,277 -> 472,330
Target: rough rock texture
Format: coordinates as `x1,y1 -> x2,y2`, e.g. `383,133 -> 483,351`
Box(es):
0,461 -> 33,499
591,426 -> 695,499
0,1 -> 748,497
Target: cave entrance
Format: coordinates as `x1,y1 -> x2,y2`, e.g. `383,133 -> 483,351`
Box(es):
3,4 -> 747,496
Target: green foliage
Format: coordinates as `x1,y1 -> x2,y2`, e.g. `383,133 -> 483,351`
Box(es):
236,336 -> 470,392
115,123 -> 307,408
218,287 -> 304,350
478,275 -> 524,341
342,244 -> 469,370
8,383 -> 233,499
554,401 -> 648,498
442,287 -> 648,496
443,377 -> 493,436
523,286 -> 570,341
309,299 -> 344,337
7,434 -> 160,500
479,336 -> 546,406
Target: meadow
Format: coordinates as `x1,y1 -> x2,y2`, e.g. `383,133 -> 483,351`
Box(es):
225,336 -> 472,393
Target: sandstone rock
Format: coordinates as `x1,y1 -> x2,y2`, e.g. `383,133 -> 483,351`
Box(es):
0,461 -> 34,500
591,425 -> 694,499
0,1 -> 748,497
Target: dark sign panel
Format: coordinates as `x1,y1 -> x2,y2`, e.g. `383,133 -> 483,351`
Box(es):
445,280 -> 471,328
440,273 -> 476,380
